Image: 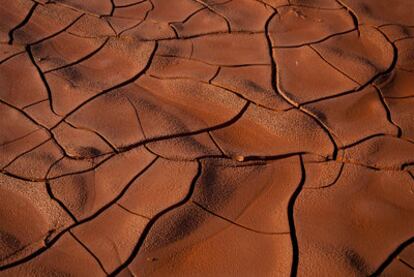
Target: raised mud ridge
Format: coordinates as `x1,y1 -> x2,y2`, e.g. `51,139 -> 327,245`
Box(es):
1,0 -> 414,276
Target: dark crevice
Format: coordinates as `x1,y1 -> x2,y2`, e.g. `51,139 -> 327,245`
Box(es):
47,153 -> 115,180
146,30 -> 265,42
44,155 -> 64,180
124,95 -> 147,142
287,155 -> 305,277
402,160 -> 414,171
265,8 -> 339,159
124,94 -> 196,161
272,28 -> 356,49
377,23 -> 414,29
335,0 -> 360,36
207,131 -> 227,156
118,0 -> 154,36
340,133 -> 387,150
305,163 -> 344,190
370,237 -> 414,276
104,17 -> 118,36
115,0 -> 146,8
48,134 -> 74,160
1,171 -> 52,183
398,258 -> 414,271
193,0 -> 231,33
0,50 -> 26,65
44,2 -> 96,17
63,120 -> 119,154
8,3 -> 38,45
403,169 -> 414,179
393,36 -> 414,43
66,30 -> 113,39
0,229 -> 52,264
275,3 -> 344,11
0,128 -> 41,147
169,23 -> 179,39
118,101 -> 250,153
193,200 -> 290,235
1,138 -> 51,171
308,44 -> 361,85
298,87 -> 365,106
238,151 -> 306,162
169,0 -> 233,32
45,179 -> 78,223
69,231 -> 109,275
117,203 -> 151,220
0,98 -> 56,144
54,41 -> 158,126
108,160 -> 202,276
366,27 -> 399,87
49,133 -> 113,162
21,98 -> 48,110
295,39 -> 400,107
44,37 -> 110,74
64,155 -> 158,225
109,0 -> 115,16
385,95 -> 414,99
154,54 -> 269,67
336,158 -> 400,172
189,41 -> 194,58
26,45 -> 59,116
373,85 -> 403,137
211,82 -> 282,111
148,71 -> 290,112
0,156 -> 158,271
148,73 -> 280,112
208,66 -> 221,83
172,7 -> 206,26
144,143 -> 224,161
299,108 -> 339,159
30,14 -> 85,46
397,67 -> 414,73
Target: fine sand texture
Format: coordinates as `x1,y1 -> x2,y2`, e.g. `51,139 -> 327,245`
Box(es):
1,0 -> 414,276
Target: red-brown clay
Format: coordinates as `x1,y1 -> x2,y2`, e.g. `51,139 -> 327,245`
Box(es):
1,0 -> 414,276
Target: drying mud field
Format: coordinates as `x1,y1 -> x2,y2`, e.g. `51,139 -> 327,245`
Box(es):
1,0 -> 414,276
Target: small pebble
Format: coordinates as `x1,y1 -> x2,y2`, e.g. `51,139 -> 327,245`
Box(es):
235,155 -> 245,162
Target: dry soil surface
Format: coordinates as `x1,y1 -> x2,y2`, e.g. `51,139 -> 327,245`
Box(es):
1,0 -> 414,276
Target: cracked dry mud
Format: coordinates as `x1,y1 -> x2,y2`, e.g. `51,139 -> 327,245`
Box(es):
0,0 -> 414,276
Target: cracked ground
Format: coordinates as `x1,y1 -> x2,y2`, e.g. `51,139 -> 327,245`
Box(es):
0,0 -> 414,276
